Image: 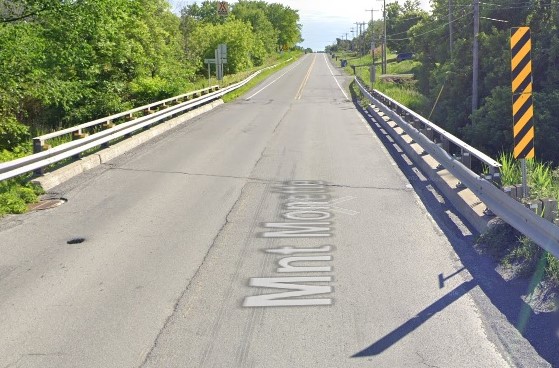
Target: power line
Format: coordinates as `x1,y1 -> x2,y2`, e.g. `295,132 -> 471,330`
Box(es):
387,11 -> 473,41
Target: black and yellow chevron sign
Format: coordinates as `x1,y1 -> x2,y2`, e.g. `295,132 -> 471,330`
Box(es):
510,27 -> 535,159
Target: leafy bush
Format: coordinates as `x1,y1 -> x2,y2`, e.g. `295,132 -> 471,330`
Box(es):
0,179 -> 43,216
129,76 -> 179,106
0,117 -> 31,151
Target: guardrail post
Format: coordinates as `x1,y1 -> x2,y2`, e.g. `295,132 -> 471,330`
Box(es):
503,186 -> 513,197
425,127 -> 434,141
491,170 -> 502,187
440,137 -> 450,153
72,129 -> 89,160
527,200 -> 543,216
33,138 -> 43,154
101,120 -> 114,149
146,108 -> 155,115
461,150 -> 472,169
515,184 -> 529,199
32,138 -> 47,175
542,198 -> 558,222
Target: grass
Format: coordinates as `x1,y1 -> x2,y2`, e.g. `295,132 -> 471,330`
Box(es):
334,51 -> 429,113
502,236 -> 543,277
0,52 -> 302,217
338,49 -> 559,294
499,152 -> 557,200
223,52 -> 301,102
29,51 -> 302,151
481,153 -> 559,289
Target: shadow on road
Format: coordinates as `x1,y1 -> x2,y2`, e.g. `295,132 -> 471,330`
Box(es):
350,87 -> 559,365
352,280 -> 477,357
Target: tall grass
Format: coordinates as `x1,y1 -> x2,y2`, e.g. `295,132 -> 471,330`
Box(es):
499,152 -> 521,186
499,152 -> 556,200
336,51 -> 429,113
496,153 -> 559,285
527,159 -> 553,198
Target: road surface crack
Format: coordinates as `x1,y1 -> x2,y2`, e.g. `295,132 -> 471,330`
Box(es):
416,352 -> 442,368
138,182 -> 253,368
324,183 -> 410,191
138,109 -> 285,367
104,165 -> 411,193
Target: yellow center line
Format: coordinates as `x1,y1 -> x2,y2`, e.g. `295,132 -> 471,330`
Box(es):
295,55 -> 316,100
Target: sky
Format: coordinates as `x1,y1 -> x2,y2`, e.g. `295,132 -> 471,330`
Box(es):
169,0 -> 432,51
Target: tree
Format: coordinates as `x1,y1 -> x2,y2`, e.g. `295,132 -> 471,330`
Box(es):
265,3 -> 302,51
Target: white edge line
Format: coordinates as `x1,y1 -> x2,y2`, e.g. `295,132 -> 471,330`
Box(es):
245,58 -> 304,100
323,54 -> 349,101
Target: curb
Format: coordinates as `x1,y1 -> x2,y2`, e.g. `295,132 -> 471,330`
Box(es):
33,99 -> 224,191
366,104 -> 491,234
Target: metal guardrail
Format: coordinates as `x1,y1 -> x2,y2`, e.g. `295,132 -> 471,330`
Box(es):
367,83 -> 502,180
0,67 -> 269,182
32,86 -> 220,152
355,77 -> 559,259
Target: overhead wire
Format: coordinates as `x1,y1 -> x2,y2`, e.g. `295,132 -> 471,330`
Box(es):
387,11 -> 473,41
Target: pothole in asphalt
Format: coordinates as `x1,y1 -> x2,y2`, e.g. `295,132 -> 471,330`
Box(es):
67,238 -> 85,245
29,198 -> 67,211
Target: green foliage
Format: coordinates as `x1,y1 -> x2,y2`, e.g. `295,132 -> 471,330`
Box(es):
0,179 -> 42,216
385,1 -> 428,53
545,253 -> 559,283
232,1 -> 279,55
222,51 -> 301,102
340,51 -> 429,113
502,236 -> 542,277
476,220 -> 518,257
265,3 -> 302,51
0,0 -> 303,215
0,0 -> 302,144
0,116 -> 31,151
189,20 -> 261,74
527,159 -> 553,198
498,152 -> 521,186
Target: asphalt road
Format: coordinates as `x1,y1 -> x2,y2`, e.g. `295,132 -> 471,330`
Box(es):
0,54 -> 550,367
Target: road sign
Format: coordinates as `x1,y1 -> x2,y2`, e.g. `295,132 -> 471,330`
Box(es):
218,44 -> 227,64
510,26 -> 535,159
217,2 -> 229,16
218,44 -> 227,58
204,58 -> 216,64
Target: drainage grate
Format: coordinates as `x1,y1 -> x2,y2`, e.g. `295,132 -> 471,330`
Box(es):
29,198 -> 67,211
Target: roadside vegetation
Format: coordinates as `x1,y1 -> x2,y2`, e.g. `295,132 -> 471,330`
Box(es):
327,0 -> 559,164
0,0 -> 303,215
328,0 -> 559,294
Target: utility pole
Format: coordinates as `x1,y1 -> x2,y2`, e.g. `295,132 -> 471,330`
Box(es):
449,0 -> 454,59
382,0 -> 387,74
355,22 -> 360,53
361,22 -> 367,55
366,9 -> 379,58
472,0 -> 479,112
